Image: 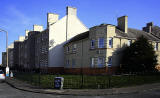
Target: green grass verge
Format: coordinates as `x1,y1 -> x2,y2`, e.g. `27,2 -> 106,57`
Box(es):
14,73 -> 160,89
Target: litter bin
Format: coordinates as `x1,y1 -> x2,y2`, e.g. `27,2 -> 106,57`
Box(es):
54,77 -> 64,89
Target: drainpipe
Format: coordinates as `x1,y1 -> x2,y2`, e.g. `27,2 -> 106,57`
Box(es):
81,39 -> 83,88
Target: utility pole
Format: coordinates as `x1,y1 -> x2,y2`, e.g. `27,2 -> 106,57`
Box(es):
0,28 -> 9,77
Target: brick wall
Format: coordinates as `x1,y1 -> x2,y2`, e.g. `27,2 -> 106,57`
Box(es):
47,66 -> 117,75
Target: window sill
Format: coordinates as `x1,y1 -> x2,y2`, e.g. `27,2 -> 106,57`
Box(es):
90,48 -> 115,50
90,48 -> 96,50
107,64 -> 112,67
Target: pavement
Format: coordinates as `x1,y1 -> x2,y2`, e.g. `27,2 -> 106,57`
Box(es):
5,77 -> 160,96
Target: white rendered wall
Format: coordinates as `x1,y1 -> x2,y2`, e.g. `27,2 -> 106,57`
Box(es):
48,14 -> 88,67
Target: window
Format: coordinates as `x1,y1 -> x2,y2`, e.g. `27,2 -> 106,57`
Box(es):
109,37 -> 113,48
155,43 -> 158,51
128,40 -> 132,46
72,44 -> 77,52
91,40 -> 95,49
108,57 -> 112,67
98,57 -> 105,68
72,59 -> 76,67
66,60 -> 69,67
98,38 -> 105,48
66,46 -> 69,53
90,58 -> 95,68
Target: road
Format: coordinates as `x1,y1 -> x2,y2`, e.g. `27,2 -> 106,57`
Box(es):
0,82 -> 160,98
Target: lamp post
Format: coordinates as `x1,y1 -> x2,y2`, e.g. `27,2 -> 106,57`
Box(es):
0,28 -> 9,77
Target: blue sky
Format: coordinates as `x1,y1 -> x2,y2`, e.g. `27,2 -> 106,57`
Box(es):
0,0 -> 160,63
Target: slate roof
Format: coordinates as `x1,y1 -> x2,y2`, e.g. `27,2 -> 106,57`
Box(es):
116,27 -> 160,41
151,26 -> 160,37
64,31 -> 89,45
65,24 -> 160,45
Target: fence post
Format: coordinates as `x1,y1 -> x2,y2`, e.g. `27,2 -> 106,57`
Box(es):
30,72 -> 32,84
108,67 -> 111,88
81,70 -> 83,89
38,69 -> 41,87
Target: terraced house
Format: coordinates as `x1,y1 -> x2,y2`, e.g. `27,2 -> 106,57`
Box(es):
8,6 -> 88,72
8,43 -> 14,68
64,16 -> 160,74
4,6 -> 160,74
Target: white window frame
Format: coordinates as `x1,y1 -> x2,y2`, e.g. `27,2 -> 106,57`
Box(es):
66,60 -> 69,67
109,37 -> 113,48
66,46 -> 69,53
98,38 -> 105,48
98,57 -> 105,68
91,58 -> 95,68
72,44 -> 77,52
108,57 -> 112,67
155,43 -> 158,51
128,40 -> 132,46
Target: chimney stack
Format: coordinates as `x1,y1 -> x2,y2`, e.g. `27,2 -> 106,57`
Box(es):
117,16 -> 128,33
147,22 -> 153,27
25,30 -> 30,37
33,25 -> 43,32
142,22 -> 153,33
66,6 -> 77,16
18,36 -> 25,42
47,13 -> 59,28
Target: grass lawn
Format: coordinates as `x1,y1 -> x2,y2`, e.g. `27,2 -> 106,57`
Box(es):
14,73 -> 160,89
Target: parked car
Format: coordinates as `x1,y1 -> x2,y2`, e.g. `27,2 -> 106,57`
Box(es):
0,70 -> 5,82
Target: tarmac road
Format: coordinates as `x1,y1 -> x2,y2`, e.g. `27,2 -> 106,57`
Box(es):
0,82 -> 160,98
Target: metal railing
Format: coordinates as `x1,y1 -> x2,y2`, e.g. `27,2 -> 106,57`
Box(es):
14,71 -> 160,89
